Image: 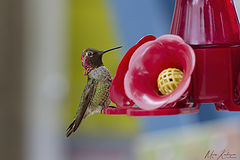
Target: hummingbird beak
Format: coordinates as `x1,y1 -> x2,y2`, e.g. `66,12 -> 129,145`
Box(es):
100,46 -> 122,55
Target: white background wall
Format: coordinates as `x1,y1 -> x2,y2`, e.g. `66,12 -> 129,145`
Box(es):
234,0 -> 240,20
24,0 -> 68,160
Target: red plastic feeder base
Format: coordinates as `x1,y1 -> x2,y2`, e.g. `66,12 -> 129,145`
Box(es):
103,103 -> 200,116
127,104 -> 200,116
103,108 -> 128,115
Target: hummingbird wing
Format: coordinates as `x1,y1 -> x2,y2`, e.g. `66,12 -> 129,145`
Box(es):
66,78 -> 98,137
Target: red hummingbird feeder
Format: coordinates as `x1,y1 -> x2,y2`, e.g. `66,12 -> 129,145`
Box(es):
104,0 -> 240,116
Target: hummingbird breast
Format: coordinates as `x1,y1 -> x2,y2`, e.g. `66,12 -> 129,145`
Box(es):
84,66 -> 112,118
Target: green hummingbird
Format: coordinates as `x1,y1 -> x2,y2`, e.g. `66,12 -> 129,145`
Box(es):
66,46 -> 122,137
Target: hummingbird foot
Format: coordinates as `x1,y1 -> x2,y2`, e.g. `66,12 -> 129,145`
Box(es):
100,106 -> 117,114
107,106 -> 117,108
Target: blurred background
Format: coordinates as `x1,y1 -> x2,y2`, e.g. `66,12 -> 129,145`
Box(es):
1,0 -> 240,160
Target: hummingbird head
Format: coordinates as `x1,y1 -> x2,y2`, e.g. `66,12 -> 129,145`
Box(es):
81,46 -> 122,75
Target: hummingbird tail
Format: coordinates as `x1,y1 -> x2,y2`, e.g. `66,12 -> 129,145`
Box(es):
66,113 -> 86,137
66,78 -> 97,137
66,120 -> 76,137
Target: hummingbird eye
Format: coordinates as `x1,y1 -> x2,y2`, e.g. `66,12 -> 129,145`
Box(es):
86,51 -> 93,57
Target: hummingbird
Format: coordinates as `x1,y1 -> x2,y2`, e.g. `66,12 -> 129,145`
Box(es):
66,46 -> 122,137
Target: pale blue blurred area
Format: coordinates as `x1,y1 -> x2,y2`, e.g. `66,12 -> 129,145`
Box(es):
110,0 -> 240,133
109,0 -> 174,49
